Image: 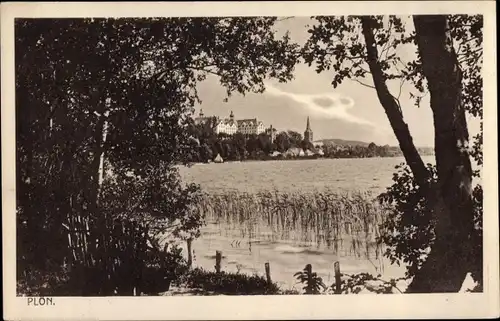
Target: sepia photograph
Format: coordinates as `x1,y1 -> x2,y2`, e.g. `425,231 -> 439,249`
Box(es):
2,1 -> 499,320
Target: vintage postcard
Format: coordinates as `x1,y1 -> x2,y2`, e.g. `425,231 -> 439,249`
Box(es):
2,1 -> 499,320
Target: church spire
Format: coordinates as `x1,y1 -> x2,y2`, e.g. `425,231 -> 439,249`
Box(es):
304,116 -> 313,143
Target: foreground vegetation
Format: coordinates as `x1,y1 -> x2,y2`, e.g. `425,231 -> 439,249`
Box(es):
16,17 -> 298,296
178,268 -> 281,295
197,189 -> 386,260
16,14 -> 483,297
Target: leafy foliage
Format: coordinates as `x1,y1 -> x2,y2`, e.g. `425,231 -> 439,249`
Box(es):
303,15 -> 482,114
377,162 -> 483,284
294,264 -> 327,294
100,164 -> 203,239
16,17 -> 298,295
470,183 -> 483,286
140,243 -> 190,295
303,16 -> 414,93
181,268 -> 280,295
377,164 -> 438,277
331,272 -> 405,294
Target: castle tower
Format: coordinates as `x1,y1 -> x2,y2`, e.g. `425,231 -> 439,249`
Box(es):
304,116 -> 313,143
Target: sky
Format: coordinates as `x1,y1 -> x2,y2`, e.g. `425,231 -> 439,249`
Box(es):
193,17 -> 481,147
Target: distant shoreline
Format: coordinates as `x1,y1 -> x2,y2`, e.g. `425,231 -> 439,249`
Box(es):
187,154 -> 435,166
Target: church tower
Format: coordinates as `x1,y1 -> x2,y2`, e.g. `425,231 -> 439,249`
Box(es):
304,116 -> 313,143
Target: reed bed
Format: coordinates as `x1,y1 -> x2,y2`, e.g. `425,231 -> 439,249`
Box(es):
197,189 -> 388,264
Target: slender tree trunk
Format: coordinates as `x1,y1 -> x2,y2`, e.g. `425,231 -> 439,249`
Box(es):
407,15 -> 474,293
88,21 -> 116,295
360,17 -> 431,186
87,100 -> 111,295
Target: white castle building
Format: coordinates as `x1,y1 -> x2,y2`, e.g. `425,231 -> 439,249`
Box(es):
195,110 -> 266,136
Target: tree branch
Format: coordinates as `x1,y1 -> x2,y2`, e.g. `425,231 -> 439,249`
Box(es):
187,65 -> 224,78
378,19 -> 394,63
352,78 -> 376,89
456,36 -> 481,55
345,56 -> 371,74
458,53 -> 483,65
397,77 -> 405,101
458,47 -> 482,56
360,16 -> 430,186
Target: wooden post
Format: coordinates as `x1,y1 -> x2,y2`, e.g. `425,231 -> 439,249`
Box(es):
265,262 -> 272,284
215,251 -> 222,273
187,238 -> 193,268
306,264 -> 313,294
334,261 -> 342,294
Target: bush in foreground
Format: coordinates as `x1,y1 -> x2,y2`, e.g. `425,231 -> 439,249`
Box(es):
180,268 -> 280,295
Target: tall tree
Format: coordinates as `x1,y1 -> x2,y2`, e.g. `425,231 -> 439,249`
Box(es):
275,131 -> 291,152
407,15 -> 474,293
303,15 -> 482,292
16,17 -> 299,294
287,130 -> 304,147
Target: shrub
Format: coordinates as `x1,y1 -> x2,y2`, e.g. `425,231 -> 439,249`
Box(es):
377,163 -> 483,286
181,268 -> 280,295
331,272 -> 405,294
17,266 -> 71,296
377,163 -> 437,278
294,264 -> 326,294
141,243 -> 190,295
281,289 -> 300,295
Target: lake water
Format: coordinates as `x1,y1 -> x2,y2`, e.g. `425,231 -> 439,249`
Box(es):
177,156 -> 437,292
178,156 -> 436,195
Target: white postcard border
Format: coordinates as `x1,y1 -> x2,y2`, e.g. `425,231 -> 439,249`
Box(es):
2,2 -> 498,320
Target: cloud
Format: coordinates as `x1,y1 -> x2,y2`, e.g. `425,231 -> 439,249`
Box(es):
313,97 -> 337,108
263,82 -> 376,127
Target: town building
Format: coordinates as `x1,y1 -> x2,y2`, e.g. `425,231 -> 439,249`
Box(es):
304,116 -> 314,143
236,117 -> 265,135
215,111 -> 238,135
195,110 -> 268,136
284,147 -> 305,157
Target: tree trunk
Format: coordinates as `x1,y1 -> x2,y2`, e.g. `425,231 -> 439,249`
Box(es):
406,15 -> 475,293
361,15 -> 475,292
360,17 -> 431,186
186,238 -> 193,267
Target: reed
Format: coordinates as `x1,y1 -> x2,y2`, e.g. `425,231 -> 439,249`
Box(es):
197,189 -> 387,263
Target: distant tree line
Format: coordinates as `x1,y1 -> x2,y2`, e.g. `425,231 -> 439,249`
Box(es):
185,120 -> 434,163
322,143 -> 433,158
